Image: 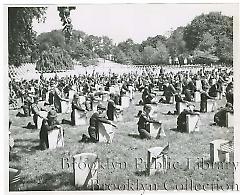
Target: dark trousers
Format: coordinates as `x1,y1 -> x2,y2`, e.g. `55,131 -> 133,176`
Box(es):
107,110 -> 114,121
88,126 -> 98,143
39,130 -> 49,150
200,101 -> 207,113
138,128 -> 151,139
165,95 -> 172,104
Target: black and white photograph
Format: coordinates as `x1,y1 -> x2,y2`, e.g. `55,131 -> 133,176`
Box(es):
4,1 -> 239,192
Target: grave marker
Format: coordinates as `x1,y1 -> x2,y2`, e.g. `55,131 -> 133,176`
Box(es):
147,147 -> 168,176
98,122 -> 115,143
147,122 -> 164,138
207,100 -> 216,112
196,80 -> 202,91
226,112 -> 234,128
186,114 -> 200,133
73,153 -> 98,188
37,111 -> 48,129
61,100 -> 71,113
74,110 -> 87,126
121,96 -> 130,108
48,126 -> 64,149
176,102 -> 188,114
194,91 -> 201,102
210,139 -> 230,163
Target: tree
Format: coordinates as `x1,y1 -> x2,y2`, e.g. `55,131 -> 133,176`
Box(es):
36,46 -> 74,72
192,32 -> 218,64
183,12 -> 233,51
166,27 -> 186,58
215,35 -> 233,64
142,46 -> 155,65
197,32 -> 216,52
183,12 -> 233,65
8,7 -> 46,66
140,35 -> 167,51
193,50 -> 219,64
112,47 -> 128,64
37,30 -> 66,52
151,41 -> 169,64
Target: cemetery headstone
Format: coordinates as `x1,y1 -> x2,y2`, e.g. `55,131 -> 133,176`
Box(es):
147,147 -> 168,176
210,139 -> 230,163
186,114 -> 200,133
98,122 -> 115,143
73,153 -> 98,189
48,126 -> 64,149
74,109 -> 87,126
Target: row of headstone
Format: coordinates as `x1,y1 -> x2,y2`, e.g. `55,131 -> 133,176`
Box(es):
176,103 -> 233,134
73,145 -> 169,188
72,139 -> 234,188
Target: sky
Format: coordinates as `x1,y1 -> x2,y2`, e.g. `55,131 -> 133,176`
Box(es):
33,3 -> 237,44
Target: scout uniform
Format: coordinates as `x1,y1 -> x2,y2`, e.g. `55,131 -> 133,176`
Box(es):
71,94 -> 86,125
39,110 -> 61,150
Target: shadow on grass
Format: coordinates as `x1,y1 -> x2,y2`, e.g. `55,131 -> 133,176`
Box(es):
162,112 -> 176,116
15,172 -> 74,191
134,170 -> 148,176
18,172 -> 106,191
22,123 -> 36,130
169,128 -> 178,132
14,138 -> 39,143
128,133 -> 141,139
14,139 -> 41,155
193,109 -> 200,112
9,152 -> 22,162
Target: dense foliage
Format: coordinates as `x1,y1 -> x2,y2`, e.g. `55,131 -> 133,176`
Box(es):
35,46 -> 74,72
183,12 -> 233,65
8,7 -> 46,66
9,9 -> 233,69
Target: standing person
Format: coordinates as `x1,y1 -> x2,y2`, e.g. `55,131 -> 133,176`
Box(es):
54,84 -> 68,113
71,94 -> 86,125
137,104 -> 160,139
39,109 -> 61,150
107,93 -> 117,121
81,103 -> 116,143
31,96 -> 47,129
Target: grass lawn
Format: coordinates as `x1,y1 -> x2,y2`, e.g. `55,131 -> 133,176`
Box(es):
9,92 -> 234,191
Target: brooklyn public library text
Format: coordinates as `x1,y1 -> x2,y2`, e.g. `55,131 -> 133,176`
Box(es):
91,179 -> 238,191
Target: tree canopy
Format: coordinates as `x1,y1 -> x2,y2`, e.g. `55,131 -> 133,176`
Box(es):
8,7 -> 46,66
183,12 -> 233,64
9,9 -> 233,69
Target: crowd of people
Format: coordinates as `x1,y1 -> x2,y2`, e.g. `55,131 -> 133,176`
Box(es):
9,65 -> 234,149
